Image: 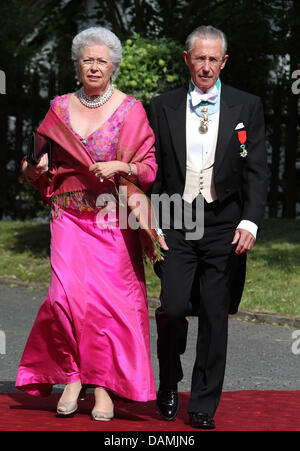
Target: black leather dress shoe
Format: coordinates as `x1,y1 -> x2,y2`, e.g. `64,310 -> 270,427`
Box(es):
157,389 -> 179,421
189,412 -> 216,429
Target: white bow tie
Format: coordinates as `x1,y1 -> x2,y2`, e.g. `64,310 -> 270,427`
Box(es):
190,84 -> 219,106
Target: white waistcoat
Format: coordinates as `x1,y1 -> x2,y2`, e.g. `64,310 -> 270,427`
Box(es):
182,97 -> 220,204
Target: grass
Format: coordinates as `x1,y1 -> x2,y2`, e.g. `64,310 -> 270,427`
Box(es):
0,219 -> 299,317
0,221 -> 50,287
240,219 -> 300,316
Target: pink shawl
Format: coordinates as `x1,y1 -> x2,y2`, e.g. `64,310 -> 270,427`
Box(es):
31,100 -> 161,261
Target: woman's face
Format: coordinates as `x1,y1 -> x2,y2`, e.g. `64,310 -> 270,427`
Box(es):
78,45 -> 114,94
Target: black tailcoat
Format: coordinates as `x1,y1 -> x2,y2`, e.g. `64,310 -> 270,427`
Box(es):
149,83 -> 269,314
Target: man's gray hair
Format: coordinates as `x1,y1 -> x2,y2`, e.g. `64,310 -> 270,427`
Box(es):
185,25 -> 228,57
72,27 -> 122,81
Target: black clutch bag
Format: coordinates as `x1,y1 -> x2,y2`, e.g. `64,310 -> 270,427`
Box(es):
26,131 -> 52,169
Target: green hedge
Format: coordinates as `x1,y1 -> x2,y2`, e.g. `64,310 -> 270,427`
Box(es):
115,33 -> 188,104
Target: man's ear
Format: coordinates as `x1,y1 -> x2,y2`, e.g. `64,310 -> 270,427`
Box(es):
221,54 -> 229,70
183,50 -> 189,67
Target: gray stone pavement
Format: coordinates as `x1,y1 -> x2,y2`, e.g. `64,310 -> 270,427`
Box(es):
1,282 -> 300,393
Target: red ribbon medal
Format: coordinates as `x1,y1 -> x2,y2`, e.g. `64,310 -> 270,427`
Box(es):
238,130 -> 248,157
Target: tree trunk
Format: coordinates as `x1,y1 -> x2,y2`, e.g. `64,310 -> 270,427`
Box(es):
268,84 -> 282,218
0,96 -> 9,219
283,0 -> 299,218
284,88 -> 298,218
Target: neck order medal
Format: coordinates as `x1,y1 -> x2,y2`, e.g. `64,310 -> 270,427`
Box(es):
199,106 -> 209,134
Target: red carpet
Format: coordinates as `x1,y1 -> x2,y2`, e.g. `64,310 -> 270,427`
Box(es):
1,391 -> 300,431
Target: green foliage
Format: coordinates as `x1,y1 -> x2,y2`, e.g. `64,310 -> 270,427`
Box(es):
115,33 -> 188,104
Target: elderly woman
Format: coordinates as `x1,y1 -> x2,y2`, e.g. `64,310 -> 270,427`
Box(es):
16,27 -> 166,421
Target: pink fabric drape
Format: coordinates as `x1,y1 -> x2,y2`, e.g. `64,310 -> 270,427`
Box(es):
35,104 -> 160,259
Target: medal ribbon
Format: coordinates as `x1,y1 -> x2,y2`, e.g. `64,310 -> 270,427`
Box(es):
238,130 -> 247,144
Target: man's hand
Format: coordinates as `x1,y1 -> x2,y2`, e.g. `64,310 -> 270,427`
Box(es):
232,228 -> 255,255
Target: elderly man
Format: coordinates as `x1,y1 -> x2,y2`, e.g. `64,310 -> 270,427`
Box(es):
149,25 -> 269,429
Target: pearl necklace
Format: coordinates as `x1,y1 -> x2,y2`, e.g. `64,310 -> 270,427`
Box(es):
76,84 -> 114,108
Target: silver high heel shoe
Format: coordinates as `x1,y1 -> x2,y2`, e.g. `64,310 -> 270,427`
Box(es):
91,387 -> 114,421
56,382 -> 85,416
91,408 -> 114,422
57,399 -> 78,416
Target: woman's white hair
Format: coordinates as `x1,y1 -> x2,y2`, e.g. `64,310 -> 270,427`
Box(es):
72,26 -> 122,81
185,25 -> 228,57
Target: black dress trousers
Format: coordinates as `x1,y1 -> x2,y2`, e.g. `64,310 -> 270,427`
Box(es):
155,195 -> 244,416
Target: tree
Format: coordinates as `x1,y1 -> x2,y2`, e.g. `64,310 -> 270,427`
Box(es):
0,0 -> 299,219
263,0 -> 300,218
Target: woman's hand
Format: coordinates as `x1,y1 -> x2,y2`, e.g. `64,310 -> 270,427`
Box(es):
89,161 -> 125,180
158,236 -> 169,261
146,235 -> 169,263
22,154 -> 49,183
89,161 -> 137,181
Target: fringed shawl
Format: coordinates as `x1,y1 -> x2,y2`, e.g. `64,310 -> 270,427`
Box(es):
30,99 -> 161,261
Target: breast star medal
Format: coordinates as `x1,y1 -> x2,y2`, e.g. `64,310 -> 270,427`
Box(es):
238,130 -> 248,157
199,106 -> 210,134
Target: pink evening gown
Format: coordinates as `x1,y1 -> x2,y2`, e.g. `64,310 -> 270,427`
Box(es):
15,94 -> 156,402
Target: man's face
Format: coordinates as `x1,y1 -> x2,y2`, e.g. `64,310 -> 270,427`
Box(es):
183,37 -> 229,92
